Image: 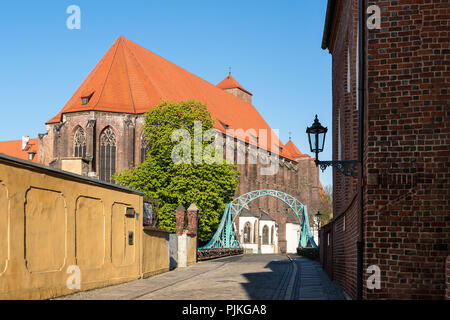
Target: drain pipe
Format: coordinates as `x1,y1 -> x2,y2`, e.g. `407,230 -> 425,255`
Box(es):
356,0 -> 366,301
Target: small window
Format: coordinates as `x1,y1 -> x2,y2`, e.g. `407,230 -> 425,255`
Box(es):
337,109 -> 342,161
28,153 -> 35,161
347,47 -> 351,93
81,92 -> 94,105
262,225 -> 269,245
243,222 -> 252,244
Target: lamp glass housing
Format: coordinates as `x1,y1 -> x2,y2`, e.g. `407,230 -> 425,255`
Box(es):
306,115 -> 328,154
314,211 -> 322,226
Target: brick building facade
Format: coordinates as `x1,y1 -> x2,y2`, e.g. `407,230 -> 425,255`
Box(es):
320,0 -> 449,299
34,36 -> 321,254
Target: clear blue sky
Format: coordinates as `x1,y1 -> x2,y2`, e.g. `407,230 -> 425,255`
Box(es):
0,0 -> 333,187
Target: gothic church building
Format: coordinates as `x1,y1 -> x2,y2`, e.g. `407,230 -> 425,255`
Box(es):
3,37 -> 322,253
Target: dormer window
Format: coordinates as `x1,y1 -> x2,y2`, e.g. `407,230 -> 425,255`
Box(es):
81,92 -> 94,105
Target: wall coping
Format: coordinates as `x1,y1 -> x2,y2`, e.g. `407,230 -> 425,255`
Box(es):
0,153 -> 144,196
143,226 -> 172,234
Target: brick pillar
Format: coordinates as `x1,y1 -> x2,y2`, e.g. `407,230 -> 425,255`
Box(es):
86,119 -> 96,173
123,118 -> 135,170
256,219 -> 261,253
52,122 -> 65,169
175,204 -> 186,236
187,203 -> 199,236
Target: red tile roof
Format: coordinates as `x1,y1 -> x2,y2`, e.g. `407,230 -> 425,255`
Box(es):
47,36 -> 293,160
217,74 -> 253,96
0,139 -> 38,163
284,139 -> 308,159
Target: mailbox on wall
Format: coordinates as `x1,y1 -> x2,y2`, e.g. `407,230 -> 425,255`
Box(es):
128,231 -> 134,245
125,207 -> 135,218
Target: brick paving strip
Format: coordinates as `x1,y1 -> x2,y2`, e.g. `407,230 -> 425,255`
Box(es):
292,258 -> 346,300
56,256 -> 238,300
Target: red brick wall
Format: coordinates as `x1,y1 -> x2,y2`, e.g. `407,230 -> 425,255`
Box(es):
322,0 -> 449,300
320,194 -> 360,299
364,0 -> 449,299
446,255 -> 450,300
321,0 -> 362,299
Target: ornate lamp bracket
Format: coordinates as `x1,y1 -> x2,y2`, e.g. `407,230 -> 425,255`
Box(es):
315,160 -> 359,177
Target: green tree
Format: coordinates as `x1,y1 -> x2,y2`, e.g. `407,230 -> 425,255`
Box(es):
115,100 -> 240,242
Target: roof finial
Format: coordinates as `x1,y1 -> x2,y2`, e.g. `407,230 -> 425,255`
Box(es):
228,66 -> 231,76
289,131 -> 292,140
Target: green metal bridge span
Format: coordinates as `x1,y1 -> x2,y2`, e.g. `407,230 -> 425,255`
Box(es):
199,189 -> 317,250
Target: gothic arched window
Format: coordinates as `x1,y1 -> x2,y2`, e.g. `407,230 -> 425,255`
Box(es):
262,225 -> 269,245
243,222 -> 251,244
99,127 -> 116,182
140,134 -> 148,163
74,127 -> 87,158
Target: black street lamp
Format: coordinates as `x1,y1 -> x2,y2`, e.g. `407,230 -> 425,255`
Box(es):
314,211 -> 322,230
306,115 -> 359,177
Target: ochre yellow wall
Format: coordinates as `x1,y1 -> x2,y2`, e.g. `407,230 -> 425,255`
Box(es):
187,235 -> 197,265
142,228 -> 170,278
0,157 -> 143,300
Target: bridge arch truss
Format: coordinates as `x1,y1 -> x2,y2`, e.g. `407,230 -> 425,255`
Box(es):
199,189 -> 317,250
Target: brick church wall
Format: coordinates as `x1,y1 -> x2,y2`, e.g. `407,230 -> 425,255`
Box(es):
40,110 -> 321,255
239,158 -> 320,253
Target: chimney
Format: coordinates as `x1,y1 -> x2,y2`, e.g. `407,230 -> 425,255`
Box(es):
22,136 -> 30,151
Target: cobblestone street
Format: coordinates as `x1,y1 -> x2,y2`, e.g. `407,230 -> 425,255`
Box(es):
57,255 -> 345,300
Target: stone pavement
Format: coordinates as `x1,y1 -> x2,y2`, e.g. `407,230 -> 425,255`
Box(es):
292,258 -> 346,300
56,254 -> 345,300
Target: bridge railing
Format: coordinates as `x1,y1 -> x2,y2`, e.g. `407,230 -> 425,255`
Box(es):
197,248 -> 244,261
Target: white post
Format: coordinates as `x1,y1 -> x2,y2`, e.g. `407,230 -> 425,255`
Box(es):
177,234 -> 187,268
